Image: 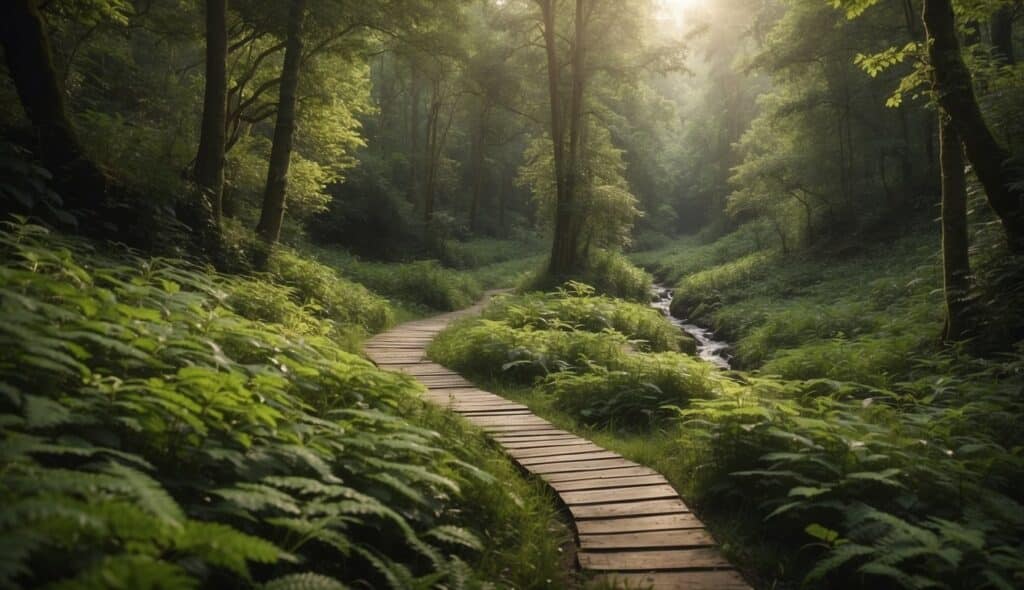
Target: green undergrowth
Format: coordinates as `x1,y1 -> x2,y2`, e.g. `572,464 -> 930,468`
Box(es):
524,250 -> 653,302
645,230 -> 942,385
301,241 -> 541,313
429,277 -> 1024,589
0,221 -> 568,589
429,283 -> 723,429
438,237 -> 545,271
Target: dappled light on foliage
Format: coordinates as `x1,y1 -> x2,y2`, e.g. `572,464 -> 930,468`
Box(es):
2,0 -> 1024,587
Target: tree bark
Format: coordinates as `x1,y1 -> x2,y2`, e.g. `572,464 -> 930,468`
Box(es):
939,115 -> 971,341
256,0 -> 306,245
408,59 -> 421,205
545,0 -> 589,278
923,0 -> 1024,252
468,104 -> 488,232
538,0 -> 573,277
0,0 -> 108,210
194,0 -> 228,226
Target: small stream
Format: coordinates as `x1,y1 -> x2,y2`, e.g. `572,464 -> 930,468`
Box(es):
650,283 -> 732,370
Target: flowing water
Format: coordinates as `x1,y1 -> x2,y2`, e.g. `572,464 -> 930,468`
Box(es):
650,283 -> 732,370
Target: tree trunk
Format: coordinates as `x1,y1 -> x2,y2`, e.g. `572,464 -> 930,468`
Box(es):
990,6 -> 1014,65
256,0 -> 306,245
408,60 -> 421,204
939,115 -> 971,341
923,0 -> 1024,252
0,0 -> 108,210
538,0 -> 572,278
468,105 -> 487,233
546,0 -> 589,278
194,0 -> 228,226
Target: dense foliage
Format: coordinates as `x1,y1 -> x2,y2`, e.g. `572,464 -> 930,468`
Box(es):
3,0 -> 1024,587
0,221 -> 567,589
431,284 -> 719,429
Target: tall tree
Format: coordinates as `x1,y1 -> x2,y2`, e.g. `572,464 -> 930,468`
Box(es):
0,0 -> 108,210
194,0 -> 229,227
256,0 -> 307,245
938,116 -> 972,341
923,0 -> 1024,252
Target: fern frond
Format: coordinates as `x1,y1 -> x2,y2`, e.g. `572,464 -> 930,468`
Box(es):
262,573 -> 349,590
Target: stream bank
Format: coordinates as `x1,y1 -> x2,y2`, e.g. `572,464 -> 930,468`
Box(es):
651,283 -> 732,369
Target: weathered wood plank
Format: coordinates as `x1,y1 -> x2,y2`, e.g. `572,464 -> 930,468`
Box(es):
589,570 -> 749,590
540,465 -> 658,483
506,443 -> 604,459
498,436 -> 593,449
559,484 -> 679,506
457,409 -> 533,416
574,513 -> 705,535
570,498 -> 689,520
528,457 -> 640,475
548,474 -> 669,492
488,428 -> 573,438
578,529 -> 716,550
577,548 -> 731,571
516,450 -> 622,466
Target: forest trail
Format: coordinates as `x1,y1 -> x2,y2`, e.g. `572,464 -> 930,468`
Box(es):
364,293 -> 751,589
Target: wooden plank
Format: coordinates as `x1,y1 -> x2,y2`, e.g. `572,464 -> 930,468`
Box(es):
452,404 -> 529,412
480,425 -> 562,435
578,529 -> 715,550
541,466 -> 658,483
426,387 -> 494,396
425,390 -> 498,398
498,436 -> 593,449
464,415 -> 551,426
488,431 -> 568,439
570,498 -> 689,520
528,457 -> 640,475
445,398 -> 523,406
575,513 -> 706,535
550,475 -> 668,492
506,443 -> 604,459
417,376 -> 475,385
457,408 -> 533,416
589,570 -> 749,590
517,451 -> 622,466
577,548 -> 731,571
559,484 -> 679,506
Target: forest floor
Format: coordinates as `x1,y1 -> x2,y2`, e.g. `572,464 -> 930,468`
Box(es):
423,226 -> 1024,589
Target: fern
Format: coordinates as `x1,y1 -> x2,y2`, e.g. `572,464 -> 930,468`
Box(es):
262,573 -> 349,590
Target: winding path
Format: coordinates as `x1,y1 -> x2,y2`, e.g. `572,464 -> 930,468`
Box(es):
365,294 -> 750,589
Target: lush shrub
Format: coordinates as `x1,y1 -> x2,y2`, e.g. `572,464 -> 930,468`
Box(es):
542,352 -> 720,429
430,286 -> 719,429
578,249 -> 652,301
302,245 -> 485,311
0,222 -> 562,589
348,260 -> 483,311
669,250 -> 776,320
485,282 -> 682,352
439,237 -> 542,270
631,223 -> 766,284
267,248 -> 394,332
430,317 -> 629,383
677,368 -> 1024,589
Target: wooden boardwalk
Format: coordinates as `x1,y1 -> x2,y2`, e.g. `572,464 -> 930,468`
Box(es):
364,296 -> 750,589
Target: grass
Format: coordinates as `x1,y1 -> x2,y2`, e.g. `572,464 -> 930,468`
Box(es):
300,239 -> 544,313
638,228 -> 944,386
